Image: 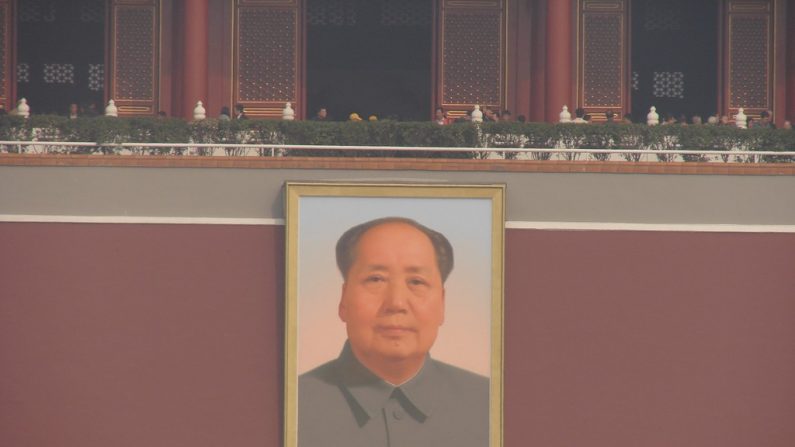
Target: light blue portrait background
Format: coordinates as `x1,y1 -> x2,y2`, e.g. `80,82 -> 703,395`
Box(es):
297,196 -> 493,376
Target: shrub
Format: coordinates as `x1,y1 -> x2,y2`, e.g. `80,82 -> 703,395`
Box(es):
1,115 -> 793,161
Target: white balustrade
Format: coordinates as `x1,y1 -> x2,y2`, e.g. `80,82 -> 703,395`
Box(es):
559,105 -> 571,123
17,98 -> 30,118
193,101 -> 206,120
471,105 -> 483,123
105,99 -> 118,117
647,106 -> 659,126
282,102 -> 295,120
735,108 -> 747,129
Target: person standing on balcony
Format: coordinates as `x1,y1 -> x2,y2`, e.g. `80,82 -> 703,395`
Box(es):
572,108 -> 587,123
754,111 -> 775,129
68,103 -> 79,120
434,108 -> 447,125
311,107 -> 329,121
234,104 -> 247,120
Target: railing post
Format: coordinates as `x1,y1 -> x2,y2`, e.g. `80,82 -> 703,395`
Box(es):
735,108 -> 747,129
559,105 -> 571,123
472,105 -> 483,123
193,101 -> 206,120
282,102 -> 295,120
17,98 -> 30,118
105,100 -> 118,117
647,106 -> 659,126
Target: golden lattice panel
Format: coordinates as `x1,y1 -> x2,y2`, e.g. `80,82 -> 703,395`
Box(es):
238,8 -> 297,103
114,6 -> 155,101
441,8 -> 502,106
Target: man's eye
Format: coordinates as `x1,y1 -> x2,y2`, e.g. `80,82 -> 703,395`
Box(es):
408,278 -> 428,287
365,275 -> 385,283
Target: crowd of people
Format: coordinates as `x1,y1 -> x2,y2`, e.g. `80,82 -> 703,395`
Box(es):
9,100 -> 790,130
295,105 -> 792,129
646,109 -> 786,129
431,106 -> 789,129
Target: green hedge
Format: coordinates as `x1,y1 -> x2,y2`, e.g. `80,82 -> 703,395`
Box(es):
1,115 -> 793,161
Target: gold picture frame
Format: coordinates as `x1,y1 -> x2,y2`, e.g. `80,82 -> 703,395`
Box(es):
284,182 -> 505,447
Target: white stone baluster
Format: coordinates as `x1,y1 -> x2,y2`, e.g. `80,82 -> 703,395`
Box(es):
471,105 -> 483,123
17,98 -> 30,118
559,105 -> 572,123
647,106 -> 659,126
193,101 -> 206,120
735,108 -> 747,129
282,102 -> 295,120
105,99 -> 118,117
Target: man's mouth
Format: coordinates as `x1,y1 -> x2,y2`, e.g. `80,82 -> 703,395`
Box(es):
375,325 -> 416,336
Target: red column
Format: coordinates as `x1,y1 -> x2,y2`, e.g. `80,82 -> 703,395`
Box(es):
183,0 -> 209,120
787,0 -> 795,122
530,0 -> 547,122
545,0 -> 573,122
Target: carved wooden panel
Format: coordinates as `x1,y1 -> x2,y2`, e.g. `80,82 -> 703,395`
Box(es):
109,0 -> 160,116
577,0 -> 627,115
0,0 -> 10,111
437,0 -> 505,110
725,0 -> 773,114
234,0 -> 302,119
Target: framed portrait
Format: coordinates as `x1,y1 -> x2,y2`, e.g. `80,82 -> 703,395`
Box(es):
284,182 -> 504,447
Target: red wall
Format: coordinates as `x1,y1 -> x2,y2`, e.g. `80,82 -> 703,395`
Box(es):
504,230 -> 795,447
0,224 -> 284,446
1,223 -> 794,446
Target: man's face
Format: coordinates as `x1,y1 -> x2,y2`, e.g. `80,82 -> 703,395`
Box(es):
339,222 -> 445,369
318,108 -> 327,119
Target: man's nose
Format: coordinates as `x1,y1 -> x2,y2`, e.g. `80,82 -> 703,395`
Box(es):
382,279 -> 409,312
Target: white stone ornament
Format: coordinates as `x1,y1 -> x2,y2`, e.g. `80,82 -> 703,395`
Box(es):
559,105 -> 571,123
17,98 -> 30,118
193,100 -> 206,120
735,108 -> 747,129
647,106 -> 659,126
471,105 -> 483,123
282,102 -> 295,120
105,99 -> 118,117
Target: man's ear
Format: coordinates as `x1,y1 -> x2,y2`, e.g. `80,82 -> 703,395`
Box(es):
440,287 -> 445,325
338,282 -> 348,322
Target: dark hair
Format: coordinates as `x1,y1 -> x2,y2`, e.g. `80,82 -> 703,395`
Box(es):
760,110 -> 770,118
575,108 -> 585,118
336,217 -> 454,283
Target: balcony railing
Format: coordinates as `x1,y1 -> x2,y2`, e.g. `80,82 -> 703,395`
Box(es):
2,141 -> 795,163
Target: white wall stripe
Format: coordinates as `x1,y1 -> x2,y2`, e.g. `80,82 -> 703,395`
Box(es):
505,221 -> 795,233
0,215 -> 284,226
2,215 -> 793,233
